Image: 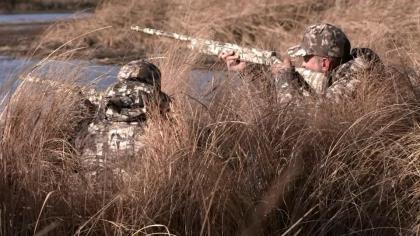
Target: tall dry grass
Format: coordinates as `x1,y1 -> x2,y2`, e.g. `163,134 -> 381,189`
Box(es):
1,0 -> 420,235
1,50 -> 419,235
36,0 -> 420,68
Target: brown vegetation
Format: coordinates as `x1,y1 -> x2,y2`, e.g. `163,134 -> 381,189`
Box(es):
36,0 -> 420,67
1,0 -> 420,235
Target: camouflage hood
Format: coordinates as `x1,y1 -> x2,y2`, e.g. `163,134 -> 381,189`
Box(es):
117,60 -> 161,90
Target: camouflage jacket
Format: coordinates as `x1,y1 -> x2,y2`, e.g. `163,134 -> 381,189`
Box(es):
271,48 -> 382,103
76,80 -> 171,172
76,121 -> 145,173
272,68 -> 311,104
100,81 -> 171,122
238,64 -> 324,104
325,48 -> 382,101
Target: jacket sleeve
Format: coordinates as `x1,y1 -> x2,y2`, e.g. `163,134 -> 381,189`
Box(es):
325,57 -> 369,101
325,48 -> 383,102
236,64 -> 306,104
272,68 -> 307,104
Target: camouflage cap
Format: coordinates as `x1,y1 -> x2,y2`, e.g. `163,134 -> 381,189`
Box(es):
117,60 -> 161,89
288,23 -> 351,58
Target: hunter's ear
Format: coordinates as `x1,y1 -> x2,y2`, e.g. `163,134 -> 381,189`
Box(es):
321,57 -> 332,73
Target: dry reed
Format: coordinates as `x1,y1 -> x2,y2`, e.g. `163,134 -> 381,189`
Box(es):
1,0 -> 420,235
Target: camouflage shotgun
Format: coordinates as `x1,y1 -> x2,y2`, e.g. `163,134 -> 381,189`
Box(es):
130,26 -> 327,93
130,26 -> 282,66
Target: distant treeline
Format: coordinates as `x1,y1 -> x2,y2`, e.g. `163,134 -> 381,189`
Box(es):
0,0 -> 99,12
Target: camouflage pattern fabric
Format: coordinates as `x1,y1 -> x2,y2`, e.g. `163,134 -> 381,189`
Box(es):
85,88 -> 102,107
76,60 -> 171,177
273,68 -> 310,104
77,82 -> 170,176
295,68 -> 328,94
325,48 -> 382,101
232,23 -> 378,103
288,23 -> 351,58
102,81 -> 155,122
270,66 -> 330,105
238,64 -> 327,104
131,26 -> 281,66
78,121 -> 145,173
117,60 -> 162,89
325,58 -> 367,101
272,48 -> 381,103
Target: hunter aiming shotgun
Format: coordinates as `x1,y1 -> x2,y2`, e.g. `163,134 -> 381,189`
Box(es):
130,26 -> 327,93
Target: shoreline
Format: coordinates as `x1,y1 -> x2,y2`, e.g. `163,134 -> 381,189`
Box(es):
0,1 -> 98,14
0,9 -> 92,14
0,22 -> 49,58
0,20 -> 141,65
0,21 -> 218,67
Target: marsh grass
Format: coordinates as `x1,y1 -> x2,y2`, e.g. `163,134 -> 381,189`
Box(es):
36,0 -> 420,67
1,0 -> 420,235
2,52 -> 419,235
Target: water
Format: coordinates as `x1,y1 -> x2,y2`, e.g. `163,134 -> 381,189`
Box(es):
0,12 -> 222,101
0,55 -> 226,113
0,56 -> 119,89
0,13 -> 91,24
0,12 -> 221,103
0,56 -> 221,92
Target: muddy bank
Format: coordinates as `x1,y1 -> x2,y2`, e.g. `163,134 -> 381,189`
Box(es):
0,22 -> 49,57
0,13 -> 128,64
0,22 -> 146,64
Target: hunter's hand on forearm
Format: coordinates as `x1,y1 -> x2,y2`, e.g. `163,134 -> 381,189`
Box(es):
271,57 -> 293,74
218,50 -> 247,72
